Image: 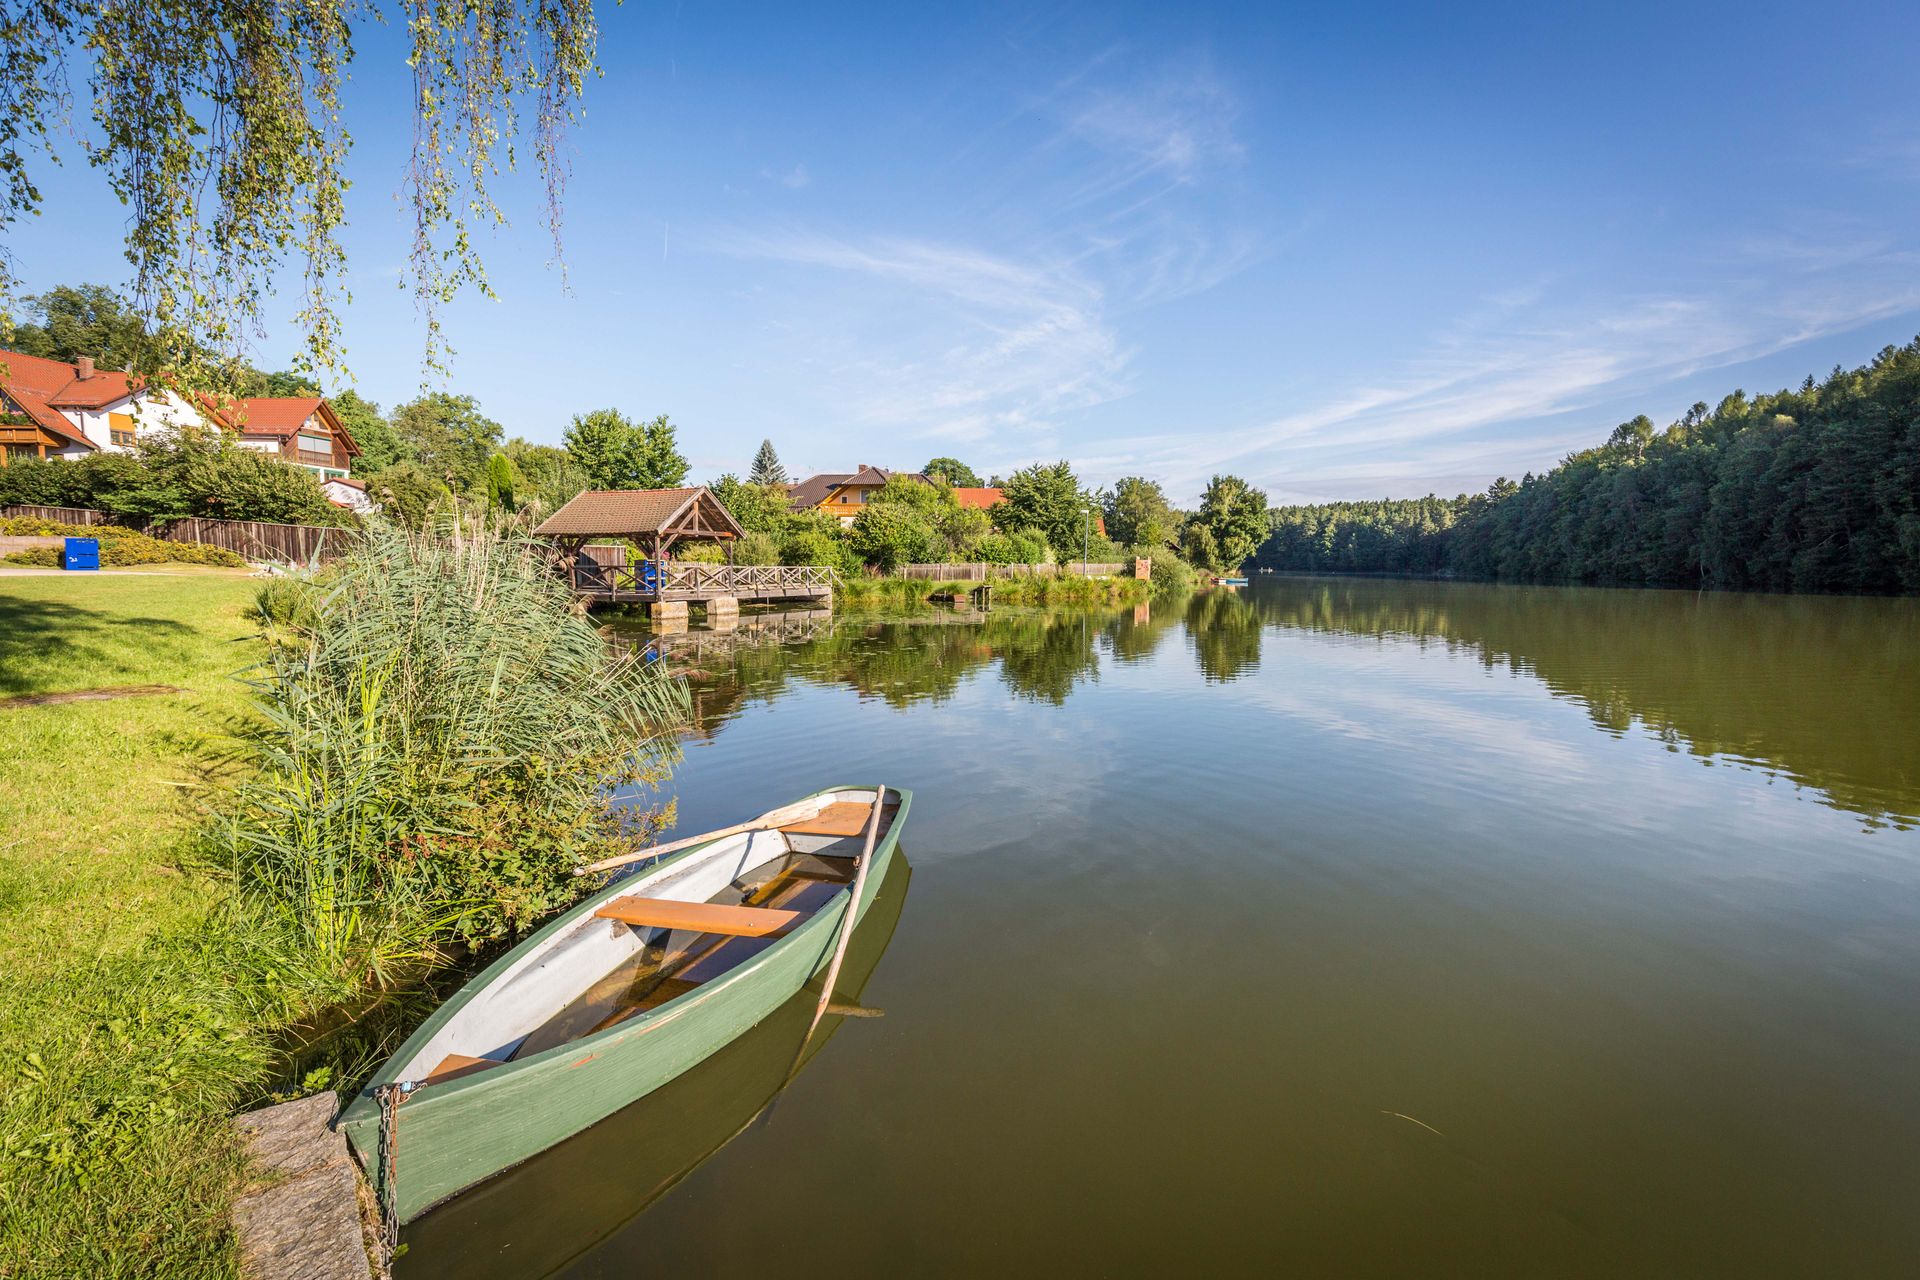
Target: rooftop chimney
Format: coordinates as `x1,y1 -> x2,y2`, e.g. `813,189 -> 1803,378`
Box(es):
74,356 -> 95,380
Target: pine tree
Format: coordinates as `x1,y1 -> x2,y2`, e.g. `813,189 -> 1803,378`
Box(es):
750,439 -> 789,486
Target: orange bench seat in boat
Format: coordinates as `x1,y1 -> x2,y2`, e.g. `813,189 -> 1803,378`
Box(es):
779,800 -> 896,837
593,896 -> 805,938
424,1053 -> 502,1085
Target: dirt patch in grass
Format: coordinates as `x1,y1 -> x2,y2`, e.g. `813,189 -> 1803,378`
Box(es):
0,683 -> 184,709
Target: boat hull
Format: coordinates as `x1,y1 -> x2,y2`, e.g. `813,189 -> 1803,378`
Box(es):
338,785 -> 908,1223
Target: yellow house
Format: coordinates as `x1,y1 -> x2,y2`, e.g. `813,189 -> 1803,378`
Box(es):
787,465 -> 930,527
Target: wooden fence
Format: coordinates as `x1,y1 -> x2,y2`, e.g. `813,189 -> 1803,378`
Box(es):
898,561 -> 1127,580
2,504 -> 347,565
0,504 -> 108,525
154,517 -> 346,565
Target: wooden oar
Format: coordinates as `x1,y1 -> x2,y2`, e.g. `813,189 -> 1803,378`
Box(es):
755,786 -> 889,1135
803,786 -> 886,1041
573,795 -> 833,876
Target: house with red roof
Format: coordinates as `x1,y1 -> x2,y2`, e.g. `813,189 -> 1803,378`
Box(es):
220,395 -> 360,484
0,349 -> 360,491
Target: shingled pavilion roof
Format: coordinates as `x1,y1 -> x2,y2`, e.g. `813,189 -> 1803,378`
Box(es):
534,487 -> 744,542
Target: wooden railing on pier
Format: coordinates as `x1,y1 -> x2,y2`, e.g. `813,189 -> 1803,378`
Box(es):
570,559 -> 835,604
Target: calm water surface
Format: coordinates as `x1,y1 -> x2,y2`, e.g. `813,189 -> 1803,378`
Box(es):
407,578 -> 1920,1278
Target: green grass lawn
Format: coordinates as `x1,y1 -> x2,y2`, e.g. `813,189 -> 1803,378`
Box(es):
0,570 -> 268,1278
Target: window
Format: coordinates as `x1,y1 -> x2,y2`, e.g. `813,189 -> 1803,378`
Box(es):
298,433 -> 332,454
109,412 -> 136,447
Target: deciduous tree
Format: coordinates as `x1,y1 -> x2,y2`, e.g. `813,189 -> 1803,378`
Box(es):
563,410 -> 689,490
710,473 -> 792,533
329,391 -> 408,473
998,461 -> 1094,560
392,393 -> 503,491
0,0 -> 601,384
923,456 -> 982,488
5,284 -> 149,368
503,438 -> 588,511
1104,476 -> 1177,550
1189,475 -> 1268,573
848,502 -> 936,571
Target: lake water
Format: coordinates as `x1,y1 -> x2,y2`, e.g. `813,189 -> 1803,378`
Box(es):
405,577 -> 1920,1277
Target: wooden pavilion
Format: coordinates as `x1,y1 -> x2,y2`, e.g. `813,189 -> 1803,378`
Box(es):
533,487 -> 833,612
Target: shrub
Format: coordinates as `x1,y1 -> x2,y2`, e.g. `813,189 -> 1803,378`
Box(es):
708,474 -> 792,533
672,540 -> 728,564
0,519 -> 247,567
213,526 -> 692,990
0,435 -> 348,526
781,527 -> 860,577
848,501 -> 937,571
1143,550 -> 1199,596
735,530 -> 782,565
976,526 -> 1051,565
359,462 -> 446,530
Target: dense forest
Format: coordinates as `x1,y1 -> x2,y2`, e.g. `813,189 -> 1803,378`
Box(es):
1256,338 -> 1920,594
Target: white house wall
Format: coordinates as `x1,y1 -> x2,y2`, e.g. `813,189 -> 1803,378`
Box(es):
72,389 -> 218,452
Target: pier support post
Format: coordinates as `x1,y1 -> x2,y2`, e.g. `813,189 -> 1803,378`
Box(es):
704,595 -> 739,628
649,599 -> 688,625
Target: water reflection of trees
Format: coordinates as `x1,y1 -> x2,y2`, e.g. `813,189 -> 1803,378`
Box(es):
630,601 -> 1202,730
1250,578 -> 1920,826
1184,590 -> 1263,682
630,589 -> 1283,730
615,576 -> 1920,825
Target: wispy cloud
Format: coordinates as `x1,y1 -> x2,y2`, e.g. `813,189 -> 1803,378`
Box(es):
705,228 -> 1130,445
705,50 -> 1259,455
1079,266 -> 1920,503
759,163 -> 812,190
1047,54 -> 1243,196
1843,132 -> 1920,183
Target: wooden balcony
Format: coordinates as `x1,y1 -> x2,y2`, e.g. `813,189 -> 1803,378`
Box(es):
296,448 -> 338,467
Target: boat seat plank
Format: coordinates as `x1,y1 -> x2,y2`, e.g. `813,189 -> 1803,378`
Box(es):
779,800 -> 895,838
594,895 -> 804,937
425,1053 -> 502,1085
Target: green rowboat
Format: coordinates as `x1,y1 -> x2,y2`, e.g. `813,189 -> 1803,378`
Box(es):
338,784 -> 910,1224
402,851 -> 912,1275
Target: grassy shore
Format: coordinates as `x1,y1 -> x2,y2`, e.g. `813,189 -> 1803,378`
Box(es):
0,571 -> 266,1279
834,571 -> 1150,609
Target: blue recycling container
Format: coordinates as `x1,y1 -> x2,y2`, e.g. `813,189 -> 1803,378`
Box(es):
62,537 -> 100,571
637,559 -> 660,592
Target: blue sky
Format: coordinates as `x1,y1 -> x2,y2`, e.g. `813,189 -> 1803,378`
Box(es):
12,1 -> 1920,503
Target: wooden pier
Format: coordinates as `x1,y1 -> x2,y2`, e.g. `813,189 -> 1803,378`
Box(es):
570,560 -> 834,607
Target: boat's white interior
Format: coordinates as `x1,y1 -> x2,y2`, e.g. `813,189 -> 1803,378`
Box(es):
395,789 -> 893,1085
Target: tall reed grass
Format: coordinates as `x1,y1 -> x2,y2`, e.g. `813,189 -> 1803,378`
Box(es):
216,525 -> 690,999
